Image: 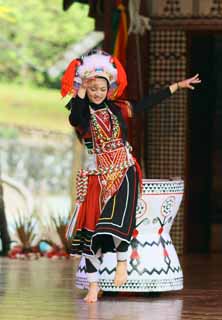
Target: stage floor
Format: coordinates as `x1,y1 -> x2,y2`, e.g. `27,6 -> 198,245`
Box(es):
0,255 -> 222,320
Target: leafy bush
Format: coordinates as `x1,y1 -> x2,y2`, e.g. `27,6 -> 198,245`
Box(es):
0,0 -> 94,87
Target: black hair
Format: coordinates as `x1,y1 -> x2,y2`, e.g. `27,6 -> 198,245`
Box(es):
95,76 -> 110,88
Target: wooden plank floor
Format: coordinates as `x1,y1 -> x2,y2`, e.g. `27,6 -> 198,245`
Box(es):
0,255 -> 222,320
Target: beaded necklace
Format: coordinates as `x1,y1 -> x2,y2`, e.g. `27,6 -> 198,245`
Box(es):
89,104 -> 120,142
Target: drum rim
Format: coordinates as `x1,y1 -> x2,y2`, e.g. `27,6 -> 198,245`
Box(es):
142,179 -> 184,184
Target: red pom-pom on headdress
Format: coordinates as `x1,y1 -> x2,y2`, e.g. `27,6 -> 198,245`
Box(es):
61,59 -> 80,97
111,56 -> 127,98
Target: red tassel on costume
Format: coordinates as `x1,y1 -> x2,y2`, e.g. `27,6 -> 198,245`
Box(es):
163,248 -> 169,257
112,56 -> 127,98
61,59 -> 80,97
131,249 -> 140,260
132,228 -> 139,238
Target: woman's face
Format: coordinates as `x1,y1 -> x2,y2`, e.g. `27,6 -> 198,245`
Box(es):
86,77 -> 108,104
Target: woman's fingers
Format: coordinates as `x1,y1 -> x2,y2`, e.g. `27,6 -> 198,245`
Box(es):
191,74 -> 201,82
82,77 -> 96,88
191,73 -> 199,80
184,81 -> 195,90
187,74 -> 201,88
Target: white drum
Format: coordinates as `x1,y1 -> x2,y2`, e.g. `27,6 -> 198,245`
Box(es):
76,179 -> 184,292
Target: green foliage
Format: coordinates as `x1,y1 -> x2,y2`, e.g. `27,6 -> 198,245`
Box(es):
0,0 -> 94,86
0,5 -> 15,22
0,126 -> 19,139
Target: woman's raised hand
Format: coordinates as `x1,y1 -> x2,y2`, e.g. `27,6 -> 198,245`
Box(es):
178,74 -> 201,90
81,77 -> 96,89
78,77 -> 95,98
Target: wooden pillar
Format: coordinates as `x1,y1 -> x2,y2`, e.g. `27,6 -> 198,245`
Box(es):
103,1 -> 115,52
126,1 -> 150,170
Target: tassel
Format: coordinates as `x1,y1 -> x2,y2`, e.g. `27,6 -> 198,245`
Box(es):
65,202 -> 81,240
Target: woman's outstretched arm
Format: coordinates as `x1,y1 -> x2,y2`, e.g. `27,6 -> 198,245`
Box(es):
132,74 -> 201,113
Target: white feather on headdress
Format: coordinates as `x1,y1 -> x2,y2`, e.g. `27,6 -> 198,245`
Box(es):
75,51 -> 118,90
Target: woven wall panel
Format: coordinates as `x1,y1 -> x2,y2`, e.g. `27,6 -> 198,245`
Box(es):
150,0 -> 222,17
144,30 -> 187,254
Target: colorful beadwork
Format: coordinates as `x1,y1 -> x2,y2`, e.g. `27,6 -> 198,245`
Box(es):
89,105 -> 132,210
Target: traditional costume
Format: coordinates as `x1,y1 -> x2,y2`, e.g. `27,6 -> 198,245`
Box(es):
61,49 -> 172,282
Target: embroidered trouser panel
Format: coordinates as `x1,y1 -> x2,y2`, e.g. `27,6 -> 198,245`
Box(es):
85,237 -> 129,283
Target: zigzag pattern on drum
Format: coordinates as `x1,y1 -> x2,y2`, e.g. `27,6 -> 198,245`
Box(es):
77,265 -> 87,273
99,265 -> 182,276
133,239 -> 173,247
128,265 -> 181,276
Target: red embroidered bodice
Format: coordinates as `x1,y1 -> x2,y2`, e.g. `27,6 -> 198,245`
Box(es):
89,106 -> 133,210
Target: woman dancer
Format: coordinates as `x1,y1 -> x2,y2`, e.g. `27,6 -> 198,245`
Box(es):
61,50 -> 200,303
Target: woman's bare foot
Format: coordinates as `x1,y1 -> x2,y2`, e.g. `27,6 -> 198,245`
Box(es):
114,260 -> 128,287
84,282 -> 99,303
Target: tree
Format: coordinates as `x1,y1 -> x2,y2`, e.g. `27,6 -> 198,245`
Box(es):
0,0 -> 94,86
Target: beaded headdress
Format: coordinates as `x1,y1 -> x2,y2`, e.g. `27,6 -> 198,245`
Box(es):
61,49 -> 127,100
